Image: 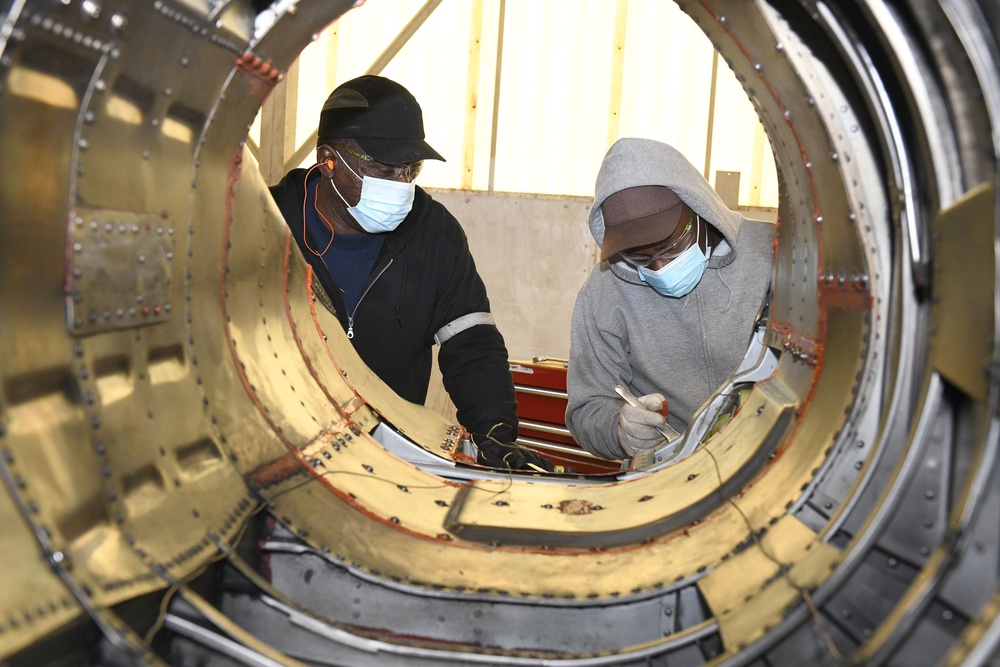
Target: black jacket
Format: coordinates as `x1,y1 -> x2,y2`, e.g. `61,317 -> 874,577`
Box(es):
269,169 -> 518,441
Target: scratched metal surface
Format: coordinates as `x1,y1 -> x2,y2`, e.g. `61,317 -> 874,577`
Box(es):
0,0 -> 997,665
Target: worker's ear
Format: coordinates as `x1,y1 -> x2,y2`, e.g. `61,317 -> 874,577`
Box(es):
316,145 -> 336,177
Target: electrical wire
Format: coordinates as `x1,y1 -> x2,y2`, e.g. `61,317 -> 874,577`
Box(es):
265,466 -> 455,501
142,500 -> 263,648
701,445 -> 847,664
301,163 -> 336,257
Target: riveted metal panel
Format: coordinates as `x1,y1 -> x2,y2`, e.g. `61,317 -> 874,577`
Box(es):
67,208 -> 175,335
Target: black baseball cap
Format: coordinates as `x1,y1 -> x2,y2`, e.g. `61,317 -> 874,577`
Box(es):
318,75 -> 445,165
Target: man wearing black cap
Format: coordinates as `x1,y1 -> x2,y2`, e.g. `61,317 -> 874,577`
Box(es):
565,138 -> 774,461
269,75 -> 550,472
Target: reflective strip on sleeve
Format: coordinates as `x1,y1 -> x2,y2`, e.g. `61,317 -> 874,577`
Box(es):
433,312 -> 497,345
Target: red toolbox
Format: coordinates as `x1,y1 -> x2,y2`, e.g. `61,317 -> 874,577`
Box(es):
509,357 -> 621,475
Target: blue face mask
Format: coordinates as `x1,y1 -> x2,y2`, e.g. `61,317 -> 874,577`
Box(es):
636,218 -> 708,297
331,152 -> 415,233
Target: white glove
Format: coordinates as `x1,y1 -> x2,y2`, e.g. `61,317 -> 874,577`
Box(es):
617,393 -> 669,456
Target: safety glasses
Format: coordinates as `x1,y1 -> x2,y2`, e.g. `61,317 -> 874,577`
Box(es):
619,215 -> 700,269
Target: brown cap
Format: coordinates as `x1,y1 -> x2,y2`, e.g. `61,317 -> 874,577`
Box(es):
600,185 -> 686,261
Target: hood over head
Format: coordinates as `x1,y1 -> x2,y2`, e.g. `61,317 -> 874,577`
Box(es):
589,138 -> 742,254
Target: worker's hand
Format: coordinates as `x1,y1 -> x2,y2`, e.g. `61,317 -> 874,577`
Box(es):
476,438 -> 555,472
617,392 -> 669,456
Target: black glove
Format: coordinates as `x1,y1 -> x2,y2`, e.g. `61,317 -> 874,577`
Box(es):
475,437 -> 555,472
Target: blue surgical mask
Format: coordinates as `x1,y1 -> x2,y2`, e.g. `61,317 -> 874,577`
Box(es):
331,152 -> 415,233
636,218 -> 708,297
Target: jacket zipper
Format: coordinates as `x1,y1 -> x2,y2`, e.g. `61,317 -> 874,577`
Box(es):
347,258 -> 393,339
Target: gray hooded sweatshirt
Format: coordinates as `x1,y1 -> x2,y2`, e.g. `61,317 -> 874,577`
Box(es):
565,138 -> 775,460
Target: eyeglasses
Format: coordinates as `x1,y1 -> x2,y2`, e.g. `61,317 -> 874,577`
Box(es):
619,215 -> 699,269
333,145 -> 423,182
